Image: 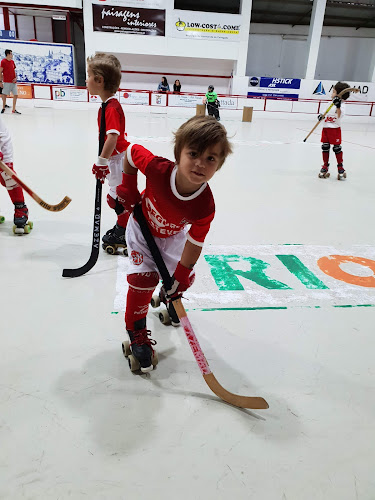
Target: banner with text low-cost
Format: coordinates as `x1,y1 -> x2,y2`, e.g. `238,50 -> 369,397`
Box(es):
171,10 -> 241,41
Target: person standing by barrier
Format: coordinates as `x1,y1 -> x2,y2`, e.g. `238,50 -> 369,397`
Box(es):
0,50 -> 21,115
173,80 -> 181,93
157,76 -> 170,93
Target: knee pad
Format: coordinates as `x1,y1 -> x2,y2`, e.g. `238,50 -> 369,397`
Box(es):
333,145 -> 342,154
0,163 -> 18,190
127,272 -> 159,291
321,143 -> 330,152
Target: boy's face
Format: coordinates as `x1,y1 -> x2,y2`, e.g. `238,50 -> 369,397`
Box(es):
331,88 -> 338,99
6,52 -> 12,60
177,143 -> 222,190
86,67 -> 103,96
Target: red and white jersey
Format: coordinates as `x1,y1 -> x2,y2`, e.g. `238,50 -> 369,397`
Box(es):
97,97 -> 130,156
323,102 -> 346,129
127,144 -> 215,247
0,118 -> 13,162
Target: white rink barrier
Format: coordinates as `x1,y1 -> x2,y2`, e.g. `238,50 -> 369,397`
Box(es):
14,83 -> 375,117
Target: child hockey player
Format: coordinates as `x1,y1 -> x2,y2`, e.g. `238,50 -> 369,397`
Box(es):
318,82 -> 351,180
0,118 -> 31,234
204,85 -> 220,121
86,53 -> 130,253
116,115 -> 232,372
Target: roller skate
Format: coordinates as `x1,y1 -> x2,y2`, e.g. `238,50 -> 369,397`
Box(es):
318,164 -> 330,179
337,164 -> 347,181
13,203 -> 33,235
102,223 -> 127,255
0,215 -> 5,224
122,318 -> 158,373
151,286 -> 180,327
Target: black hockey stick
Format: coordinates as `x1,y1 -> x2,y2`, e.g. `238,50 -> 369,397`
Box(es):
133,204 -> 269,410
62,102 -> 108,278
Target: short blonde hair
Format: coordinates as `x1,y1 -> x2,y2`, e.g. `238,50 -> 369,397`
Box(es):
87,52 -> 121,94
174,115 -> 232,169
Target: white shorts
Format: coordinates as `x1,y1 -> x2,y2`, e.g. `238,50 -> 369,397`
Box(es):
3,82 -> 18,96
108,152 -> 124,199
126,213 -> 188,277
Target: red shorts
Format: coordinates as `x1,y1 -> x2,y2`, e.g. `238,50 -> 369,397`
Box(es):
321,127 -> 341,145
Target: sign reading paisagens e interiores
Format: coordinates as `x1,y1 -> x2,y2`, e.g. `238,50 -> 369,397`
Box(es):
92,4 -> 165,36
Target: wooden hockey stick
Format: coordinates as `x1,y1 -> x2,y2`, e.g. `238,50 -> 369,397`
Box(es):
62,102 -> 107,278
133,204 -> 269,410
0,160 -> 71,211
303,87 -> 359,142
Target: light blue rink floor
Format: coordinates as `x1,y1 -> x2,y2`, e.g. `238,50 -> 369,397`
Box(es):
0,105 -> 374,500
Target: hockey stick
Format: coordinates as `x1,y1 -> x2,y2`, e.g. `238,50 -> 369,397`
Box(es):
133,204 -> 269,410
62,102 -> 107,278
303,87 -> 359,142
0,160 -> 71,212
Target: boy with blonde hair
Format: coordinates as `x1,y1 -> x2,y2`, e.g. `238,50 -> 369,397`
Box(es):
116,115 -> 232,372
86,53 -> 130,252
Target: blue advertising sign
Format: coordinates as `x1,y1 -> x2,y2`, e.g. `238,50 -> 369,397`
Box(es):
248,77 -> 301,100
0,30 -> 16,40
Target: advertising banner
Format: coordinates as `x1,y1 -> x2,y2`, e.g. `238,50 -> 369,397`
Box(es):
119,91 -> 149,105
0,40 -> 74,85
299,79 -> 375,101
248,77 -> 301,100
17,85 -> 33,99
168,94 -> 202,107
172,10 -> 241,41
53,87 -> 88,102
92,0 -> 165,8
92,4 -> 165,36
151,93 -> 167,106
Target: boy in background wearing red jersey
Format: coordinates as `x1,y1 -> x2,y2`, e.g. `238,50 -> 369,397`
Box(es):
86,53 -> 130,251
116,115 -> 232,372
0,50 -> 20,115
318,81 -> 351,180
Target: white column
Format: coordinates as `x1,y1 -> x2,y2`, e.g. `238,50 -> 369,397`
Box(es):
234,0 -> 253,77
305,0 -> 327,80
369,40 -> 375,82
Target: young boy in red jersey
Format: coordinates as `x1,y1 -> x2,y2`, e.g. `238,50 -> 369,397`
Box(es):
318,81 -> 351,180
0,49 -> 20,115
116,115 -> 232,372
86,53 -> 130,251
0,118 -> 30,233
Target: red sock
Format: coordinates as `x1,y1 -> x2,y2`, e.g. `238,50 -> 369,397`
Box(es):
8,186 -> 25,204
125,272 -> 159,330
117,211 -> 130,228
335,151 -> 343,164
322,151 -> 329,166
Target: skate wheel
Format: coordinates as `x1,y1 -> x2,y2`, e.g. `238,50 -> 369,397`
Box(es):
105,245 -> 116,255
122,340 -> 131,357
28,221 -> 33,230
13,225 -> 24,235
159,309 -> 171,325
128,354 -> 141,372
0,216 -> 5,224
123,248 -> 128,256
24,224 -> 31,234
152,350 -> 158,367
151,294 -> 161,308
